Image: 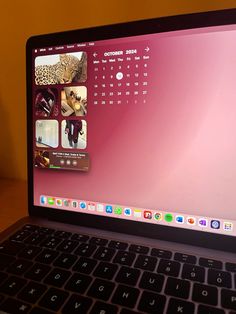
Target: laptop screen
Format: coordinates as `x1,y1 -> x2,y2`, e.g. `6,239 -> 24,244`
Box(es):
32,23 -> 236,237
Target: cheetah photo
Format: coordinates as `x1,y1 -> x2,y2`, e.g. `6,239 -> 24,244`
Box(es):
35,52 -> 87,85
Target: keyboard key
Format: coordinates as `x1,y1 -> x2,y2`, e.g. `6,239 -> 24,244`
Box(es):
0,240 -> 24,255
35,249 -> 59,264
0,298 -> 31,313
44,268 -> 71,287
94,246 -> 116,261
93,261 -> 118,280
226,262 -> 236,272
0,254 -> 15,270
39,287 -> 69,311
90,301 -> 118,314
192,283 -> 218,306
24,233 -> 47,245
167,298 -> 195,314
19,245 -> 41,259
41,237 -> 62,249
138,290 -> 166,313
62,294 -> 92,313
112,284 -> 139,308
22,224 -> 39,232
37,227 -> 55,235
75,243 -> 97,257
199,257 -> 222,269
113,251 -> 136,266
139,271 -> 164,293
157,259 -> 180,277
10,230 -> 31,242
115,266 -> 140,286
0,275 -> 27,296
182,264 -> 205,282
30,307 -> 53,314
57,239 -> 79,253
54,230 -> 71,238
120,310 -> 140,314
88,278 -> 115,301
90,237 -> 108,246
221,289 -> 236,311
134,254 -> 157,271
208,269 -> 232,288
25,263 -> 51,281
129,244 -> 149,254
165,277 -> 190,299
198,304 -> 225,314
53,253 -> 77,268
174,252 -> 196,264
18,281 -> 47,303
109,240 -> 128,250
7,259 -> 33,275
151,248 -> 172,259
73,257 -> 97,274
71,233 -> 89,242
65,273 -> 92,293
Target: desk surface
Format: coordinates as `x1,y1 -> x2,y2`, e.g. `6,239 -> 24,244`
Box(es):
0,179 -> 28,232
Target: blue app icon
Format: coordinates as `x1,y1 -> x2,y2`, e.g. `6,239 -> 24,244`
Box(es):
176,216 -> 184,223
106,205 -> 113,213
40,196 -> 47,205
79,202 -> 87,209
211,220 -> 220,229
124,208 -> 131,216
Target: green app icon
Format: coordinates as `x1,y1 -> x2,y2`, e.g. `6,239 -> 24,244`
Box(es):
164,213 -> 173,222
115,207 -> 122,215
48,197 -> 55,205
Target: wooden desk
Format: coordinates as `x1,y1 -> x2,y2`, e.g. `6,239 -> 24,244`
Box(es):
0,179 -> 28,232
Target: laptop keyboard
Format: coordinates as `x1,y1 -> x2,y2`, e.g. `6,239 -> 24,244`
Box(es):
0,224 -> 236,313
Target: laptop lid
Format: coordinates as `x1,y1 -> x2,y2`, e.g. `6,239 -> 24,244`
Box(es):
26,9 -> 236,253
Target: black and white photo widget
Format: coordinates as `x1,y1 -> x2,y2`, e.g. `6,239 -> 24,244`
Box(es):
35,120 -> 59,148
61,120 -> 87,149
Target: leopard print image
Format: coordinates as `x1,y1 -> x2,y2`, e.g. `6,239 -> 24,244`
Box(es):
35,52 -> 87,85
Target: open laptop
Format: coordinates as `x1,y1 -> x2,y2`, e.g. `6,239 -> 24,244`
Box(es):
0,8 -> 236,314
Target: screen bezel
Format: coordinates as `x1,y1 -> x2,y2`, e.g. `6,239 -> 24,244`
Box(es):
26,8 -> 236,253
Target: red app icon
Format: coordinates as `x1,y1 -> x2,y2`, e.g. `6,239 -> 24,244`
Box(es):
144,211 -> 152,219
187,217 -> 196,225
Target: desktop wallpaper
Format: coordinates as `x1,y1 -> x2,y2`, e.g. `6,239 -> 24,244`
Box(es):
33,25 -> 236,221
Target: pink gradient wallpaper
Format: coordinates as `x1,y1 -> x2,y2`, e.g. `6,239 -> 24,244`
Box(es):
34,25 -> 236,221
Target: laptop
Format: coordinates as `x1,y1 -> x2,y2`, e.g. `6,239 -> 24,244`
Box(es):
0,8 -> 236,314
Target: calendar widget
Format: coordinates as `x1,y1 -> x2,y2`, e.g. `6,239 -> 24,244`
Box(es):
91,45 -> 150,106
